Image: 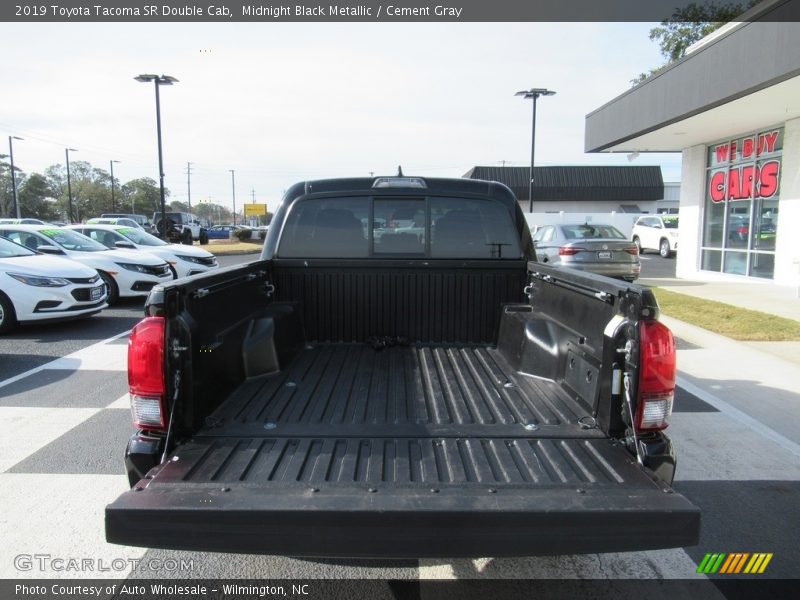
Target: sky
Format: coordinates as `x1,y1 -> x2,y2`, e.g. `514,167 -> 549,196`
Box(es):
0,22 -> 682,213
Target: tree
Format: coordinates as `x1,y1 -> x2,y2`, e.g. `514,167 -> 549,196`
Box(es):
44,161 -> 113,221
168,200 -> 191,212
18,173 -> 59,221
0,154 -> 23,218
632,1 -> 757,85
120,177 -> 168,219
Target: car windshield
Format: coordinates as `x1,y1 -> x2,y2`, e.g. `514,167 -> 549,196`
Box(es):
0,236 -> 36,258
663,217 -> 679,229
561,224 -> 626,240
38,228 -> 108,252
117,227 -> 168,246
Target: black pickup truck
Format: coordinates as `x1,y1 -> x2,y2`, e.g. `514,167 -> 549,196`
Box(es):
106,176 -> 699,557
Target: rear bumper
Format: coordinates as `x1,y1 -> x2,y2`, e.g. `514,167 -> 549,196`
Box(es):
562,262 -> 641,280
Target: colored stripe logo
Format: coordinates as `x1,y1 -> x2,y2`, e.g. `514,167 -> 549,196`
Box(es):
697,552 -> 773,574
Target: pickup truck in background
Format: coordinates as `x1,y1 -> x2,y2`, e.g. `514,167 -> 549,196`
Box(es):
106,176 -> 700,558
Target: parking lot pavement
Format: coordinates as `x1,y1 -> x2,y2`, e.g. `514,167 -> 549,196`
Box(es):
1,327 -> 798,585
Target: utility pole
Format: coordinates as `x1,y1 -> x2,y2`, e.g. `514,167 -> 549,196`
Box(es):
110,160 -> 120,212
229,169 -> 236,226
186,161 -> 193,209
251,188 -> 256,203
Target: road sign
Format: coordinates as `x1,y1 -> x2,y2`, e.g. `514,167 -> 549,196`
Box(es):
244,203 -> 268,216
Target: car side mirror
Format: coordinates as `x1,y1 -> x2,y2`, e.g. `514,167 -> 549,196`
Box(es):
115,240 -> 136,249
37,244 -> 65,255
654,223 -> 662,229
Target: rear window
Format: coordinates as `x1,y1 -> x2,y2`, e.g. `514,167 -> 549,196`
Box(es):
277,196 -> 521,259
561,224 -> 626,240
278,197 -> 369,258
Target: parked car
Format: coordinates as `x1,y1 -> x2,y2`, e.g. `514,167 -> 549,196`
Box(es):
101,213 -> 151,228
0,218 -> 47,225
0,235 -> 107,334
631,215 -> 679,258
67,224 -> 218,279
151,212 -> 209,245
87,217 -> 143,229
532,223 -> 640,281
0,225 -> 171,304
206,225 -> 249,240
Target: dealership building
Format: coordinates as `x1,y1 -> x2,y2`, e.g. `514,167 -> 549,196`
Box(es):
585,0 -> 800,285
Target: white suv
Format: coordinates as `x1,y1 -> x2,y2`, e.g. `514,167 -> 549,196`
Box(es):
631,215 -> 679,258
152,212 -> 209,245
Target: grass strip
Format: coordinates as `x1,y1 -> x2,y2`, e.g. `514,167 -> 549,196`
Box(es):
652,288 -> 800,341
205,241 -> 263,255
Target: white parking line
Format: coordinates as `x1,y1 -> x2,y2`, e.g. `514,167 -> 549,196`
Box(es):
0,330 -> 130,389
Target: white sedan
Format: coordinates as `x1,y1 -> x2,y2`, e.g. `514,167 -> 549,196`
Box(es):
0,225 -> 172,305
0,236 -> 107,334
67,224 -> 218,279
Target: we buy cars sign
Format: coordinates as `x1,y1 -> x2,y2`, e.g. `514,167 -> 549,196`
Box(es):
708,129 -> 781,203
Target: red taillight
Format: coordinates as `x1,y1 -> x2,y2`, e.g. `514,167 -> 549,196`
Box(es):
128,316 -> 166,430
559,246 -> 585,256
636,319 -> 675,431
624,246 -> 639,256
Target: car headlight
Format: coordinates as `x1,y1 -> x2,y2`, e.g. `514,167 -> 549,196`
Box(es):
6,272 -> 70,287
175,255 -> 214,265
115,262 -> 150,273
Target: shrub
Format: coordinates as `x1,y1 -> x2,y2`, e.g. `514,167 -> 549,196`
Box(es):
234,228 -> 252,242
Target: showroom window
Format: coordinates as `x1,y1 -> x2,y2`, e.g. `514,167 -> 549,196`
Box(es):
702,127 -> 782,279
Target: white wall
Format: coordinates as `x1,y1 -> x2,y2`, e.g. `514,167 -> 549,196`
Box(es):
774,117 -> 800,286
676,146 -> 706,279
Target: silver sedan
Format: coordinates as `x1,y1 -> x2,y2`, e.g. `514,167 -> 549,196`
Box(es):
532,223 -> 641,281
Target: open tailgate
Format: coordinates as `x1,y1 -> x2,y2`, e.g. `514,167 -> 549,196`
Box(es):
106,434 -> 699,558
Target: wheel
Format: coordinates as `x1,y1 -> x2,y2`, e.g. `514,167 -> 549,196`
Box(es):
632,236 -> 642,254
182,229 -> 193,245
98,271 -> 119,305
156,218 -> 176,239
0,292 -> 18,335
199,230 -> 209,245
659,238 -> 672,258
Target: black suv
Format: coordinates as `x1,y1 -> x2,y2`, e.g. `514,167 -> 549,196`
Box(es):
152,212 -> 209,245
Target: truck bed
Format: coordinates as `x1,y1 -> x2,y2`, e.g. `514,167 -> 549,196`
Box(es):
107,342 -> 699,556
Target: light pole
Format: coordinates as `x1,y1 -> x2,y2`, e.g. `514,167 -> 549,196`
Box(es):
109,160 -> 120,212
186,161 -> 193,210
515,88 -> 556,213
8,136 -> 23,219
135,73 -> 178,239
229,169 -> 236,226
65,148 -> 77,223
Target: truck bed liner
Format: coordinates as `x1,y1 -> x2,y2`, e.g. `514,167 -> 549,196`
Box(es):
202,343 -> 596,439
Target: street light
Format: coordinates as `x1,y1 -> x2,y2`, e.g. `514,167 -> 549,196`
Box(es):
110,160 -> 120,212
65,148 -> 78,223
229,169 -> 236,227
8,136 -> 23,219
515,88 -> 556,213
135,73 -> 178,239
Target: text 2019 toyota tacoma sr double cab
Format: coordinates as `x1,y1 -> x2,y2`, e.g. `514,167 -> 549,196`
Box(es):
106,176 -> 699,558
